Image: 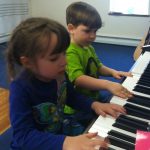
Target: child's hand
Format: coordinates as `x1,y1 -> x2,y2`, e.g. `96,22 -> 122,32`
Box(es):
63,132 -> 107,150
91,102 -> 126,118
107,82 -> 133,99
112,70 -> 132,79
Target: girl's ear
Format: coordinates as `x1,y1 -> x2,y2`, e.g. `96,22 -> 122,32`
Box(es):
20,56 -> 32,68
67,23 -> 75,34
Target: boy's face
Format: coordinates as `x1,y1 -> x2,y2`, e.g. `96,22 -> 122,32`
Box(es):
28,33 -> 67,82
68,24 -> 98,47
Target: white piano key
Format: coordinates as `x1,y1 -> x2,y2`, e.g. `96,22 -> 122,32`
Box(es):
127,115 -> 150,125
122,76 -> 150,98
89,115 -> 136,138
89,124 -> 136,150
109,144 -> 125,150
110,96 -> 150,110
131,51 -> 150,75
110,97 -> 150,123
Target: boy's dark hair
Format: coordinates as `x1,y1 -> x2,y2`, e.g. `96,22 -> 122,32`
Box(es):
66,1 -> 102,29
7,17 -> 70,79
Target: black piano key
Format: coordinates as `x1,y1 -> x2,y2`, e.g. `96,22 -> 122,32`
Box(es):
143,69 -> 150,73
130,94 -> 150,101
138,80 -> 150,87
139,75 -> 150,80
140,76 -> 150,81
124,103 -> 150,120
125,107 -> 150,120
124,103 -> 150,116
127,94 -> 150,108
133,85 -> 150,95
113,122 -> 137,133
138,78 -> 150,85
108,130 -> 136,144
116,115 -> 148,131
139,75 -> 150,79
119,115 -> 149,127
125,103 -> 150,115
140,70 -> 150,75
138,77 -> 150,83
138,78 -> 150,83
132,94 -> 150,101
107,135 -> 135,150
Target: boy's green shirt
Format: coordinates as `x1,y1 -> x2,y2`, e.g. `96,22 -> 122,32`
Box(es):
66,43 -> 103,101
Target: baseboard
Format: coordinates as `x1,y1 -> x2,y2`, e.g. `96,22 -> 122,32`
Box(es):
95,35 -> 141,46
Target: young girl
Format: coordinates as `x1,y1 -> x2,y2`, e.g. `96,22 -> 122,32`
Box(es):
7,17 -> 126,150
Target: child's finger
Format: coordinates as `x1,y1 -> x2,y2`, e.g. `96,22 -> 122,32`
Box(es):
91,138 -> 108,149
86,132 -> 98,139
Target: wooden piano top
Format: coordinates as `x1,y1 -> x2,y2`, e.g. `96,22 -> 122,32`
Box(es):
133,27 -> 150,61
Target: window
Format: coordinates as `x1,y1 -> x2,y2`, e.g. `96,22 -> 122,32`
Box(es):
109,0 -> 150,16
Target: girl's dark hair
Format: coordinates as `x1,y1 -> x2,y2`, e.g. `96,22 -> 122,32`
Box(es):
7,17 -> 70,79
66,1 -> 102,29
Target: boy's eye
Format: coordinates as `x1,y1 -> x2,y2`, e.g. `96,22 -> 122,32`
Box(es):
84,29 -> 91,33
83,29 -> 97,33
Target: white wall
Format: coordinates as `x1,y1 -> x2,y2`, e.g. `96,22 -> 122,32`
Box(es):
30,0 -> 150,46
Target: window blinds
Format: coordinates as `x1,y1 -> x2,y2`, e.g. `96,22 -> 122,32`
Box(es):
0,0 -> 29,43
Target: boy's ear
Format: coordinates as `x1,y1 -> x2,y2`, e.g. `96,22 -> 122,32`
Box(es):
20,56 -> 32,68
67,24 -> 75,33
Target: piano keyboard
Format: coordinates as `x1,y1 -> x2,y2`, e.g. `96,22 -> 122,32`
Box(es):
88,51 -> 150,150
131,51 -> 150,75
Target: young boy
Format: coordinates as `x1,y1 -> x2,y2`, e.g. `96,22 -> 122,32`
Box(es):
7,17 -> 125,150
66,2 -> 133,108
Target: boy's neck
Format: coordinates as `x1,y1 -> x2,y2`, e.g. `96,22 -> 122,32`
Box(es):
71,39 -> 88,49
71,41 -> 90,49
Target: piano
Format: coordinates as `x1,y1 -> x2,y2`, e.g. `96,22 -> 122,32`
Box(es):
133,27 -> 150,61
88,51 -> 150,150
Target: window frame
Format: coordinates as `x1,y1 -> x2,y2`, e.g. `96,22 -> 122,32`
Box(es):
109,0 -> 150,17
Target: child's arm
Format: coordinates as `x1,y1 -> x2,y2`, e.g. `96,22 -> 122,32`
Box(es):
67,78 -> 126,117
99,65 -> 132,79
75,74 -> 132,99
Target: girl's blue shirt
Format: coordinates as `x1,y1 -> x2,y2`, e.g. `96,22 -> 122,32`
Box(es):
9,71 -> 94,150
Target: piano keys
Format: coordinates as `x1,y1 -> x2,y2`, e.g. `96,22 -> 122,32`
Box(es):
131,51 -> 150,75
122,76 -> 150,99
88,51 -> 150,150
